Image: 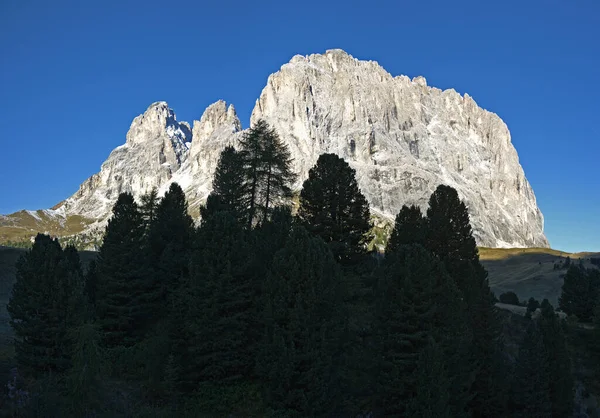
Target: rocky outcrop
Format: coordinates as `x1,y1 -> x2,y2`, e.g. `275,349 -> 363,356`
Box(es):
4,50 -> 548,248
251,50 -> 547,247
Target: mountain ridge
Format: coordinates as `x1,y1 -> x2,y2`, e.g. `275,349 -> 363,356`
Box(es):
0,49 -> 549,249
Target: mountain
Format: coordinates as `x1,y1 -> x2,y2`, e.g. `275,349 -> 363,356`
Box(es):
0,49 -> 548,248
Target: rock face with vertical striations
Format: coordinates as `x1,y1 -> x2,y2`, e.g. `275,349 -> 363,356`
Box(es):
0,49 -> 549,248
251,50 -> 548,247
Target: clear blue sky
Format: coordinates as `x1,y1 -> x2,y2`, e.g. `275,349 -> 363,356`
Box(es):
0,0 -> 598,252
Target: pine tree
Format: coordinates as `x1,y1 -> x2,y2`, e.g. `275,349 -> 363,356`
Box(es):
424,185 -> 507,416
511,321 -> 552,418
201,146 -> 248,224
559,264 -> 599,321
405,338 -> 452,418
257,226 -> 345,416
179,212 -> 254,393
8,234 -> 83,377
468,277 -> 508,417
386,204 -> 426,255
65,322 -> 105,416
238,119 -> 296,226
84,260 -> 98,317
95,192 -> 155,349
373,244 -> 441,416
539,300 -> 574,418
425,184 -> 481,299
298,153 -> 371,265
148,182 -> 194,304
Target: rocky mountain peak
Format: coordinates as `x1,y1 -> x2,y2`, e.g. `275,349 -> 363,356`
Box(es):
2,50 -> 549,249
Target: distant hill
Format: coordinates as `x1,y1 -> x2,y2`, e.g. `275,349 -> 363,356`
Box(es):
480,247 -> 600,307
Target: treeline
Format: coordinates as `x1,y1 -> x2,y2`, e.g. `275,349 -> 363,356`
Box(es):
6,121 -> 574,416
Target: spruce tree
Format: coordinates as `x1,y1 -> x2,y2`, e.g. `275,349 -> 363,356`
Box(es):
539,300 -> 574,417
8,234 -> 83,377
405,338 -> 452,418
373,244 -> 441,416
257,226 -> 345,416
65,322 -> 105,416
511,321 -> 552,418
298,153 -> 371,265
148,182 -> 194,302
425,184 -> 481,299
84,260 -> 97,317
386,204 -> 426,255
238,119 -> 296,226
95,192 -> 155,348
468,277 -> 508,417
424,184 -> 507,416
559,264 -> 599,321
201,146 -> 248,224
180,212 -> 254,393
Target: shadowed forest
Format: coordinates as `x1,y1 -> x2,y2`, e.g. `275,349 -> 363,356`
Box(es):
2,121 -> 597,417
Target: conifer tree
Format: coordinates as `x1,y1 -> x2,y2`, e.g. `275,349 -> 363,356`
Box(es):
559,264 -> 600,321
373,244 -> 441,416
238,119 -> 295,226
201,146 -> 248,224
140,187 -> 159,227
386,204 -> 426,255
468,279 -> 508,417
148,182 -> 194,302
539,300 -> 574,417
65,322 -> 105,416
257,226 -> 345,416
298,153 -> 371,265
8,234 -> 83,377
405,338 -> 452,418
511,321 -> 552,418
84,260 -> 97,317
424,185 -> 507,416
425,184 -> 481,299
95,192 -> 155,348
172,211 -> 254,396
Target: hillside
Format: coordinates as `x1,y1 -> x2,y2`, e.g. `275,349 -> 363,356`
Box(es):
481,247 -> 600,307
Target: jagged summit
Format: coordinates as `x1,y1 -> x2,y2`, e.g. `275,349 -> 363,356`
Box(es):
0,50 -> 549,248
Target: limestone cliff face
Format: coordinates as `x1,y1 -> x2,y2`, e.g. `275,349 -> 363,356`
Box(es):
56,102 -> 192,219
251,50 -> 547,247
6,50 -> 548,248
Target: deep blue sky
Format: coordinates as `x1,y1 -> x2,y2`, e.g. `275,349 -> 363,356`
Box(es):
0,0 -> 598,252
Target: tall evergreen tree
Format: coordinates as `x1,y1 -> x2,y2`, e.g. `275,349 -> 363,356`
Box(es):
539,300 -> 574,418
559,264 -> 600,321
148,182 -> 194,302
405,338 -> 452,418
373,244 -> 442,416
511,321 -> 552,418
238,119 -> 296,226
386,204 -> 427,255
298,153 -> 371,265
8,234 -> 83,377
95,192 -> 155,348
180,211 -> 255,393
257,226 -> 345,416
201,146 -> 248,224
425,184 -> 482,299
84,260 -> 98,317
424,184 -> 507,416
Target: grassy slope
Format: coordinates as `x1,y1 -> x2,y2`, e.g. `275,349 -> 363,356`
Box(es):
0,210 -> 93,244
481,247 -> 600,307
